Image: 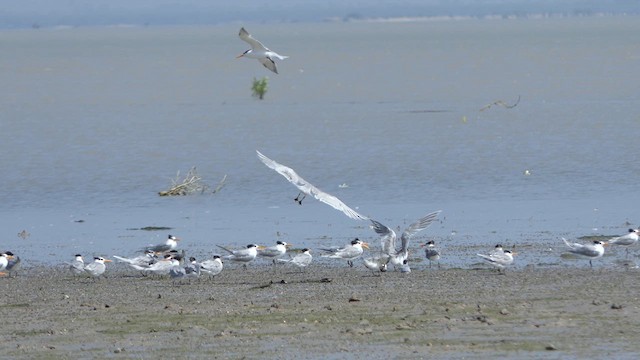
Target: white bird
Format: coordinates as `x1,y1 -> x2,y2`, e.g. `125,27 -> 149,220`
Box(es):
199,255 -> 224,277
0,252 -> 15,276
131,254 -> 179,275
363,255 -> 388,274
83,257 -> 112,278
170,257 -> 201,281
217,244 -> 260,266
421,240 -> 441,268
370,211 -> 442,271
256,150 -> 367,220
236,27 -> 288,74
113,250 -> 157,268
490,244 -> 504,255
5,251 -> 20,276
278,248 -> 313,269
607,229 -> 639,257
477,250 -> 515,272
562,238 -> 606,268
143,234 -> 180,253
66,254 -> 85,276
258,241 -> 291,263
320,238 -> 369,267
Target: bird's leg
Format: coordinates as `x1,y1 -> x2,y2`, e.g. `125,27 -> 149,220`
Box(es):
294,192 -> 306,205
347,260 -> 353,267
589,260 -> 593,268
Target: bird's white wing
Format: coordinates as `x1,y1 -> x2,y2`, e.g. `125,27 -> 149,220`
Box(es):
399,210 -> 442,253
259,57 -> 278,74
239,27 -> 269,51
370,219 -> 397,255
256,150 -> 368,220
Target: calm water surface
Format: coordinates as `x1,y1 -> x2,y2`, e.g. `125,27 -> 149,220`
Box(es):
1,17 -> 639,266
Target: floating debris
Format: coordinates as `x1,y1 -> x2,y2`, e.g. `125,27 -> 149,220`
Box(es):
158,167 -> 226,196
479,95 -> 521,111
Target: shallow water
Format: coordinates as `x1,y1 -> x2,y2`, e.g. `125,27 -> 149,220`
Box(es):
1,17 -> 639,266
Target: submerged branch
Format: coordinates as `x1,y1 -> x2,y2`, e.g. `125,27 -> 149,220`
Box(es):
158,167 -> 227,196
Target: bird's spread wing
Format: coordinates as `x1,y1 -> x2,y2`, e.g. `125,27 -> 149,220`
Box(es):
259,57 -> 278,74
370,219 -> 397,255
399,210 -> 442,252
239,27 -> 269,51
256,150 -> 367,220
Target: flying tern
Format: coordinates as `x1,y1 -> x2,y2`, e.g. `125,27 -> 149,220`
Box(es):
370,210 -> 441,271
236,27 -> 288,74
607,229 -> 639,257
421,240 -> 441,268
217,244 -> 260,266
256,150 -> 367,220
84,257 -> 112,278
562,238 -> 606,268
199,255 -> 224,277
277,248 -> 313,269
320,238 -> 369,267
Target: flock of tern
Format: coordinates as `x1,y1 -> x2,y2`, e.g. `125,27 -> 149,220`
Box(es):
2,29 -> 637,280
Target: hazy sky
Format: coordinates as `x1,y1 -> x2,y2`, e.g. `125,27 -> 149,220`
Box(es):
0,0 -> 637,28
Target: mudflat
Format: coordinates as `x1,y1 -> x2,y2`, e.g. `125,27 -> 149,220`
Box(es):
1,264 -> 639,359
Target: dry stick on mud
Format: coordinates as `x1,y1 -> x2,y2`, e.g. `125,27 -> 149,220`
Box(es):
479,95 -> 521,111
158,167 -> 227,196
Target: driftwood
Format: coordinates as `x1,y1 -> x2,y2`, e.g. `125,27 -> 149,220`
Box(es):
158,167 -> 227,196
479,95 -> 521,111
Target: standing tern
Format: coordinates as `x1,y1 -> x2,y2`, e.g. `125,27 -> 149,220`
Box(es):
256,150 -> 368,220
236,27 -> 288,74
66,254 -> 85,276
5,251 -> 20,276
421,240 -> 441,268
113,250 -> 157,269
363,255 -> 388,274
370,210 -> 441,271
607,229 -> 639,257
320,238 -> 369,267
562,238 -> 606,268
143,234 -> 180,253
0,252 -> 15,276
131,254 -> 179,276
170,257 -> 201,282
477,249 -> 515,272
217,244 -> 260,267
199,255 -> 224,277
83,257 -> 112,278
258,241 -> 291,264
277,248 -> 313,269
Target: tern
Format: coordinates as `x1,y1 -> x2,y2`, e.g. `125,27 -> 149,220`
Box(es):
0,252 -> 15,276
477,249 -> 515,272
256,150 -> 367,220
421,240 -> 441,268
83,257 -> 112,278
5,251 -> 20,276
258,241 -> 291,264
370,210 -> 441,271
170,257 -> 201,282
217,244 -> 260,266
607,229 -> 639,257
320,238 -> 369,267
236,27 -> 288,74
199,255 -> 224,277
277,248 -> 313,269
131,254 -> 179,276
363,255 -> 388,274
113,250 -> 157,269
562,238 -> 606,268
66,254 -> 85,276
143,234 -> 180,253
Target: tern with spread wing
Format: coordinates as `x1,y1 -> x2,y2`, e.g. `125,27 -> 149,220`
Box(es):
256,150 -> 367,220
370,210 -> 441,271
236,27 -> 288,74
562,238 -> 606,268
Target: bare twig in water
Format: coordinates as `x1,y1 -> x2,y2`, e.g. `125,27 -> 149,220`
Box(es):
158,167 -> 227,196
479,95 -> 521,111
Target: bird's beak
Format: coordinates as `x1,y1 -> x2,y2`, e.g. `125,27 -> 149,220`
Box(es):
603,242 -> 610,246
511,252 -> 518,256
419,243 -> 426,248
104,259 -> 113,262
236,53 -> 244,59
361,242 -> 370,249
174,237 -> 181,241
257,245 -> 266,250
6,255 -> 14,260
285,243 -> 293,248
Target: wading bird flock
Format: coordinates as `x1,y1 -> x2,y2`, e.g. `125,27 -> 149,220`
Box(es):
2,29 -> 636,279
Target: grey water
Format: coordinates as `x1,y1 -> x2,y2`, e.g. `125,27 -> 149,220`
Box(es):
1,16 -> 639,267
